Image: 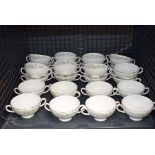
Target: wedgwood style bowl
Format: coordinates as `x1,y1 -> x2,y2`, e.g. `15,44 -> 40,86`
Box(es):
44,95 -> 82,122
21,73 -> 53,82
117,95 -> 155,121
113,63 -> 143,79
80,63 -> 111,78
5,93 -> 46,119
80,74 -> 111,82
20,62 -> 52,78
112,75 -> 141,84
26,54 -> 54,66
81,81 -> 117,97
49,81 -> 81,98
81,95 -> 118,122
14,79 -> 50,96
82,53 -> 106,64
115,80 -> 149,97
106,54 -> 135,65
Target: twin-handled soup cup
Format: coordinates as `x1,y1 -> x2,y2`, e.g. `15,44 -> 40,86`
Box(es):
5,93 -> 46,119
14,79 -> 50,96
81,81 -> 118,97
20,62 -> 53,79
80,95 -> 118,122
114,80 -> 149,97
44,95 -> 83,122
49,81 -> 81,98
117,95 -> 155,121
26,54 -> 54,66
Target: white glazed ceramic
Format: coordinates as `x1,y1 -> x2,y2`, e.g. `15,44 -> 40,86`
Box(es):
80,63 -> 111,78
20,62 -> 52,78
54,52 -> 82,63
113,63 -> 143,79
49,81 -> 81,98
106,54 -> 135,65
5,93 -> 46,119
82,53 -> 106,64
54,72 -> 81,82
115,80 -> 149,97
81,95 -> 117,122
21,73 -> 53,82
81,81 -> 117,97
53,60 -> 80,75
80,74 -> 111,82
112,75 -> 141,84
117,95 -> 155,121
14,79 -> 49,96
44,95 -> 82,122
26,54 -> 54,66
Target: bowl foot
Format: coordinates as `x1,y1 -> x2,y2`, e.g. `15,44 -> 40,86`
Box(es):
94,118 -> 107,122
129,117 -> 142,121
22,114 -> 34,119
59,118 -> 72,122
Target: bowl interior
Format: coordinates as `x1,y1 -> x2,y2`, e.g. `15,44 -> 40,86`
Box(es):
110,54 -> 132,61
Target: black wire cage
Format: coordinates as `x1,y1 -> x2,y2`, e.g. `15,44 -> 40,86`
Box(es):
0,25 -> 155,129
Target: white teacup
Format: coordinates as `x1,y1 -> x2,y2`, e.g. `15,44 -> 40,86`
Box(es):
106,54 -> 135,65
81,81 -> 117,97
44,95 -> 83,122
26,54 -> 54,66
14,79 -> 50,96
5,93 -> 46,119
114,80 -> 149,97
82,53 -> 106,64
20,62 -> 52,78
49,81 -> 81,98
81,95 -> 118,122
117,95 -> 155,121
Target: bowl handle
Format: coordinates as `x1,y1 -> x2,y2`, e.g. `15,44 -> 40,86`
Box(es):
44,103 -> 50,111
138,67 -> 143,74
80,75 -> 87,83
111,88 -> 119,96
136,78 -> 141,83
76,56 -> 82,63
20,67 -> 26,75
106,74 -> 112,81
40,98 -> 47,107
116,103 -> 125,113
5,105 -> 14,113
75,91 -> 81,98
74,74 -> 81,81
81,88 -> 88,96
14,88 -> 20,95
21,75 -> 26,81
26,56 -> 30,62
106,55 -> 110,62
143,87 -> 149,95
43,85 -> 50,94
79,66 -> 85,74
81,105 -> 90,116
47,74 -> 54,81
77,105 -> 86,113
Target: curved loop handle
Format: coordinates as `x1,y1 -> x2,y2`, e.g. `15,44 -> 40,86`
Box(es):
81,105 -> 90,116
5,105 -> 14,113
77,104 -> 86,113
14,88 -> 20,95
136,78 -> 141,83
47,74 -> 53,81
20,67 -> 26,75
75,91 -> 81,98
143,87 -> 149,95
79,66 -> 85,74
50,57 -> 55,64
106,74 -> 112,81
108,67 -> 113,74
106,55 -> 110,62
21,75 -> 26,81
111,88 -> 119,96
80,75 -> 87,83
43,85 -> 50,94
26,56 -> 30,62
81,88 -> 88,96
116,103 -> 125,113
74,74 -> 81,81
138,67 -> 143,74
76,56 -> 82,63
40,98 -> 47,107
44,103 -> 50,111
131,59 -> 135,64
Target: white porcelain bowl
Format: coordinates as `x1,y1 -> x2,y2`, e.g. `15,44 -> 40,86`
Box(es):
106,54 -> 135,65
113,63 -> 143,79
14,79 -> 49,96
26,54 -> 54,66
49,81 -> 81,98
81,95 -> 117,122
115,80 -> 149,97
117,95 -> 155,121
80,63 -> 111,78
5,93 -> 46,119
21,73 -> 53,82
20,62 -> 52,78
44,95 -> 82,122
81,81 -> 117,97
82,53 -> 106,64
